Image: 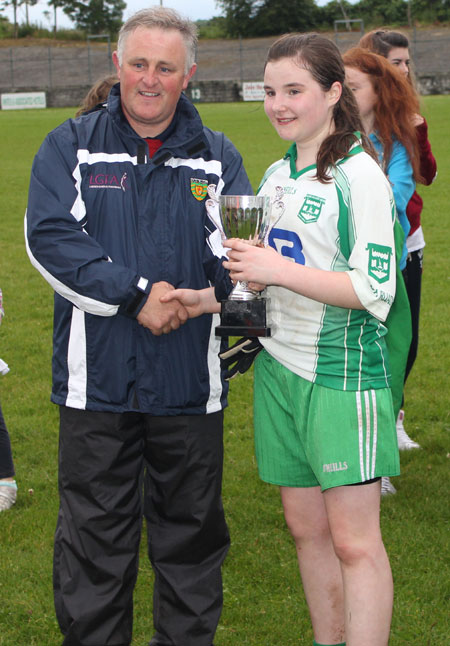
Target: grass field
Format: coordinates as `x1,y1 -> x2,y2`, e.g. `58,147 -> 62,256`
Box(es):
0,97 -> 449,645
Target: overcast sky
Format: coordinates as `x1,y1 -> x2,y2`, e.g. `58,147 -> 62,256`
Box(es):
3,0 -> 347,31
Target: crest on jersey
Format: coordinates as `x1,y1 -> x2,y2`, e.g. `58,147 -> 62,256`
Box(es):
298,194 -> 325,223
367,243 -> 392,283
190,178 -> 208,201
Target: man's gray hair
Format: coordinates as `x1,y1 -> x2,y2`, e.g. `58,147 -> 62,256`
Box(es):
116,7 -> 198,73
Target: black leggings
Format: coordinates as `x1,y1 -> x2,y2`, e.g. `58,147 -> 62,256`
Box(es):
0,401 -> 15,479
402,248 -> 423,384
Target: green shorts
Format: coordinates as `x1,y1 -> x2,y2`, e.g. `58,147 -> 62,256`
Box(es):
254,350 -> 400,491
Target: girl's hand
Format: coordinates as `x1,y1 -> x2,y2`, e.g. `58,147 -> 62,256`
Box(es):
159,287 -> 220,318
223,239 -> 284,287
248,281 -> 267,292
412,113 -> 424,127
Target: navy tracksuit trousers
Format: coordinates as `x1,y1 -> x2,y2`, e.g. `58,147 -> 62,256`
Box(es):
55,406 -> 229,646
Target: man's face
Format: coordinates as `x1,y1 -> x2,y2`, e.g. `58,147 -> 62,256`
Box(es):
113,26 -> 196,137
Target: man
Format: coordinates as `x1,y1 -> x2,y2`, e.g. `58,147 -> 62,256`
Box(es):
25,7 -> 252,646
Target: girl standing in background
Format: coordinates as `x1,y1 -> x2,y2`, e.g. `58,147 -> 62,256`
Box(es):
358,29 -> 437,451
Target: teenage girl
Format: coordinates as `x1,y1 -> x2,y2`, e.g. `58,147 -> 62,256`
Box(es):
343,47 -> 422,494
75,73 -> 119,117
163,32 -> 402,646
358,29 -> 437,450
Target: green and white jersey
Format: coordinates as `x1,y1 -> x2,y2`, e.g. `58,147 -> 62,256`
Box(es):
260,140 -> 396,392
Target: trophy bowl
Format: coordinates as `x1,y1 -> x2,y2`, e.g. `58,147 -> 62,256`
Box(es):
219,194 -> 271,301
214,195 -> 272,337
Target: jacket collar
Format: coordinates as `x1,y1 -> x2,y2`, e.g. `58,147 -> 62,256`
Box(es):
106,83 -> 208,159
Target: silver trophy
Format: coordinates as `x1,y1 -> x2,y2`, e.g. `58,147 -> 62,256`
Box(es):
206,193 -> 273,337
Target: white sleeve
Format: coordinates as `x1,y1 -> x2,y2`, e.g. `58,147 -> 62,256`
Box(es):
346,166 -> 397,322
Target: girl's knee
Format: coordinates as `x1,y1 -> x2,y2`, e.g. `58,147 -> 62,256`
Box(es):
285,509 -> 331,546
332,535 -> 386,568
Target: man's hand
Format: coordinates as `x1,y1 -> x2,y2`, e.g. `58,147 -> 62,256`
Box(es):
137,281 -> 189,336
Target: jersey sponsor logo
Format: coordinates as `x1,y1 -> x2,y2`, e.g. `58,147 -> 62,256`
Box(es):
298,194 -> 325,223
89,172 -> 128,192
190,177 -> 208,201
323,461 -> 348,473
268,227 -> 305,265
367,243 -> 392,283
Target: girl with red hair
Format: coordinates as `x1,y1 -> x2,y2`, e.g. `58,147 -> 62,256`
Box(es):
343,48 -> 423,495
343,48 -> 428,497
357,30 -> 437,454
343,47 -> 421,270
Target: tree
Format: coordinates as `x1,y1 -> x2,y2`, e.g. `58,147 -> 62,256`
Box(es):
1,0 -> 19,36
411,0 -> 450,21
60,0 -> 125,34
47,0 -> 63,34
216,0 -> 259,37
254,0 -> 319,36
216,0 -> 321,37
354,0 -> 408,25
196,16 -> 227,39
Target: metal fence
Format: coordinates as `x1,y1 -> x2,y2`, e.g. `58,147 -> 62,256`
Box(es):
0,43 -> 114,88
0,28 -> 448,89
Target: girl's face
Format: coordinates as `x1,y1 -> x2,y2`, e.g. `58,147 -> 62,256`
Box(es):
264,57 -> 340,149
345,66 -> 377,128
386,47 -> 410,77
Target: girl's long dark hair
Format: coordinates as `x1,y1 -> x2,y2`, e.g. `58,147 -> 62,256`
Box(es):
358,29 -> 417,89
265,33 -> 376,182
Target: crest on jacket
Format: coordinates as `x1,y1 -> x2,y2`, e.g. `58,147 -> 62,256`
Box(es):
190,178 -> 208,201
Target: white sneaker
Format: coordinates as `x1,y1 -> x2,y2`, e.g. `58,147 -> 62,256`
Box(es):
396,410 -> 420,450
381,477 -> 397,496
0,481 -> 17,511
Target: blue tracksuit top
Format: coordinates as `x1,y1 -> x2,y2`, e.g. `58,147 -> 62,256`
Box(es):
25,85 -> 252,414
369,133 -> 415,269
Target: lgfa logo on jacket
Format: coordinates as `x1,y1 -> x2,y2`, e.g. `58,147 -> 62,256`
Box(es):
367,243 -> 392,283
190,178 -> 208,201
89,172 -> 128,192
298,194 -> 325,223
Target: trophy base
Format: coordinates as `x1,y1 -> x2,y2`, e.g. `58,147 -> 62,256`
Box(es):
215,299 -> 271,338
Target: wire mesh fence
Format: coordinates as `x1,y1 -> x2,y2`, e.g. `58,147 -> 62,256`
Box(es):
0,28 -> 448,89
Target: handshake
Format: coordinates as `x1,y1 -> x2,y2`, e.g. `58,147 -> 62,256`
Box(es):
136,281 -> 262,378
136,281 -> 221,336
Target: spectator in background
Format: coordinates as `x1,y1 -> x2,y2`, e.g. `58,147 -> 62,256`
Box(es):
75,73 -> 118,117
358,29 -> 437,452
343,47 -> 422,494
0,288 -> 17,512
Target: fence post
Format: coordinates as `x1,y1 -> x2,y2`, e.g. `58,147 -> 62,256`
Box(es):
9,48 -> 14,87
239,35 -> 243,84
87,40 -> 92,84
48,46 -> 53,88
107,38 -> 112,72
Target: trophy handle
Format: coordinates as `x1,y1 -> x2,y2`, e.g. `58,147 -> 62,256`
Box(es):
229,280 -> 260,301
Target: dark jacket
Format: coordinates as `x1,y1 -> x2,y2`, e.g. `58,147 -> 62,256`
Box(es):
406,118 -> 437,236
26,85 -> 252,414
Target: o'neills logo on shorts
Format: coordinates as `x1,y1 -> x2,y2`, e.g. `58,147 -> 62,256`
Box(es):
323,461 -> 348,473
89,172 -> 128,192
